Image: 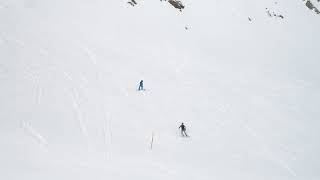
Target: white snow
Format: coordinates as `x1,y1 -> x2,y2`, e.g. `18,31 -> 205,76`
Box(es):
0,0 -> 320,179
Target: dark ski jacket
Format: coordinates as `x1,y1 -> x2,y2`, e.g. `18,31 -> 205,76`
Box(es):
179,124 -> 186,131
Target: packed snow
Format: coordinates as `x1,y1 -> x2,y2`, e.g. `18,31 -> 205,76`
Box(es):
1,0 -> 320,179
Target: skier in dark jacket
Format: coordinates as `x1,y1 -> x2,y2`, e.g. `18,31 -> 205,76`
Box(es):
138,80 -> 144,91
179,123 -> 188,137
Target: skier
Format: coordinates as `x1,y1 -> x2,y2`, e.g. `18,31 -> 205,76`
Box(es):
179,123 -> 188,137
138,80 -> 144,91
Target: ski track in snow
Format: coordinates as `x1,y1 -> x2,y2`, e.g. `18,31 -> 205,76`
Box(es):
103,112 -> 113,161
22,66 -> 43,105
81,45 -> 98,66
277,143 -> 298,161
80,44 -> 130,97
63,71 -> 91,150
21,120 -> 48,147
25,68 -> 43,106
79,44 -> 115,159
70,87 -> 90,149
243,124 -> 298,177
22,64 -> 94,151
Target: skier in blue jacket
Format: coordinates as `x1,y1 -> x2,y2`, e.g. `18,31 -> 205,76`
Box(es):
138,80 -> 144,91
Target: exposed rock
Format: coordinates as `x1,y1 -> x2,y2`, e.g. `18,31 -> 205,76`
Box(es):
128,0 -> 137,7
304,0 -> 320,14
265,8 -> 284,19
168,0 -> 185,11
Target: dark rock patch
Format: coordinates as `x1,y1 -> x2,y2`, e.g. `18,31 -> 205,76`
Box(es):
128,0 -> 137,7
304,0 -> 320,14
265,8 -> 284,19
168,0 -> 185,12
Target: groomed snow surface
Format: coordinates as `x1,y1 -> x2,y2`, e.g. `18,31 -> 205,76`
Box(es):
0,0 -> 320,179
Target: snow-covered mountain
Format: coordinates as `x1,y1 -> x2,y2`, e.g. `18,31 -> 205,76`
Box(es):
1,0 -> 319,179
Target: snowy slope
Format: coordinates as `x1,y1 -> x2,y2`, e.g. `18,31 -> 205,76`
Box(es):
1,0 -> 320,180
